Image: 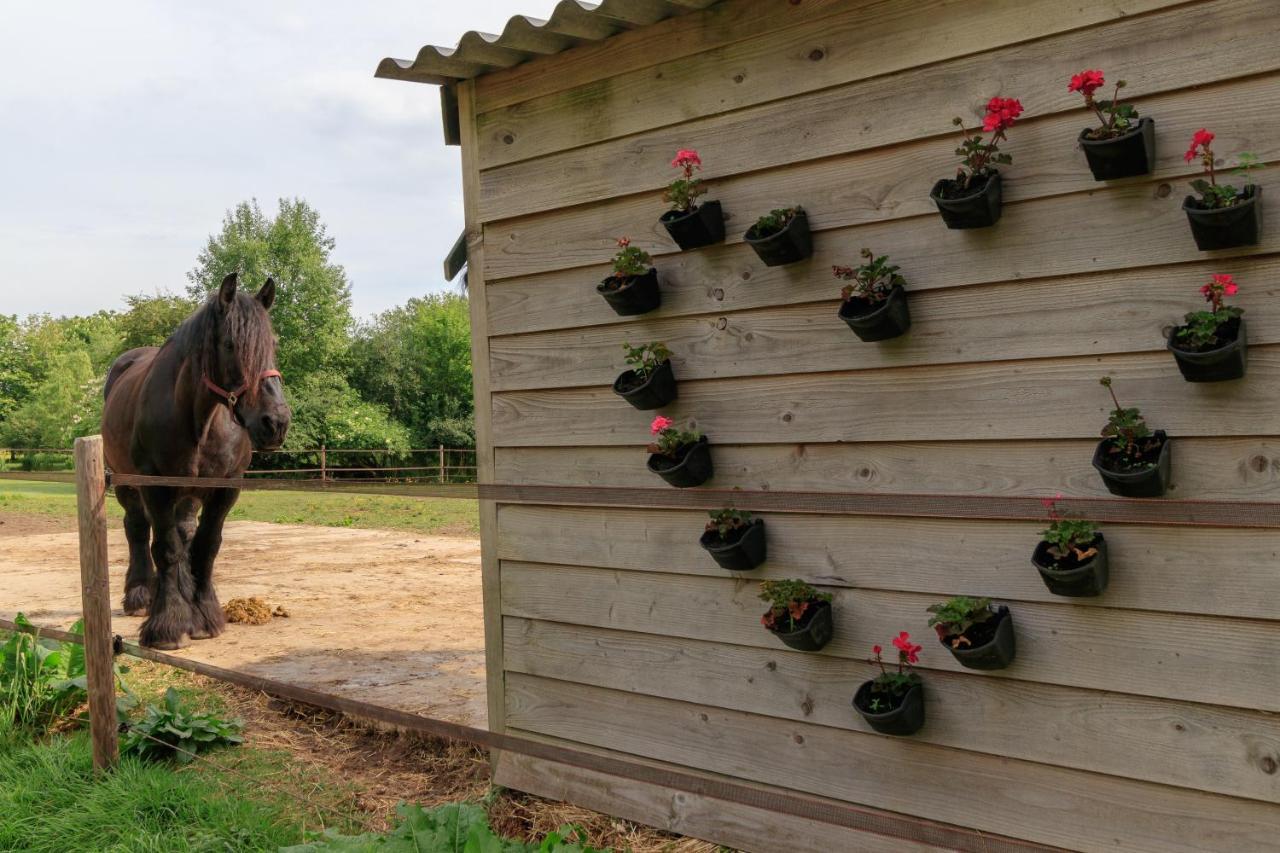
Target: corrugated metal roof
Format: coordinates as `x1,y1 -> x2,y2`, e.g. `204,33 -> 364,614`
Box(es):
375,0 -> 723,86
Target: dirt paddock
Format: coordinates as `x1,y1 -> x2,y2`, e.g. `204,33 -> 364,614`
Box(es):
0,513 -> 487,726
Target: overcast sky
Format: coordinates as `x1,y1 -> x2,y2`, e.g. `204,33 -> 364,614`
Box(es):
0,1 -> 559,320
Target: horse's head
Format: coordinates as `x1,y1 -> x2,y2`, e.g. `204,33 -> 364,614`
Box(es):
206,273 -> 291,451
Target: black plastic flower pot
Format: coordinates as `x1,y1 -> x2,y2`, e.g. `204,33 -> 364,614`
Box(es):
597,268 -> 661,316
1032,535 -> 1110,597
699,518 -> 766,571
765,599 -> 833,652
613,359 -> 678,410
661,200 -> 725,250
744,210 -> 812,267
839,284 -> 911,342
939,605 -> 1017,670
647,436 -> 713,488
1092,430 -> 1171,498
1183,185 -> 1263,251
1079,117 -> 1156,181
853,681 -> 924,736
929,171 -> 1002,229
1168,317 -> 1247,382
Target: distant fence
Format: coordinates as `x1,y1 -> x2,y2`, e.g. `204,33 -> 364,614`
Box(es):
0,445 -> 478,484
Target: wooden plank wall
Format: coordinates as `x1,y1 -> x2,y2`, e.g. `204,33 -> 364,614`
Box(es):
457,1 -> 1280,850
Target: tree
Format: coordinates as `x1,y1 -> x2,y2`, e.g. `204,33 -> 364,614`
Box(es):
283,370 -> 412,452
0,348 -> 99,448
117,292 -> 199,350
0,315 -> 34,427
186,198 -> 353,378
348,294 -> 474,447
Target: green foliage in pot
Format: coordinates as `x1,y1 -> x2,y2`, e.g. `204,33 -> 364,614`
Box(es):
663,148 -> 707,213
864,632 -> 923,712
705,507 -> 752,542
622,341 -> 671,382
926,596 -> 994,648
749,207 -> 800,239
1175,274 -> 1243,350
646,415 -> 702,459
833,248 -> 905,305
1040,495 -> 1100,564
609,237 -> 652,279
758,579 -> 831,633
1098,376 -> 1157,469
1185,129 -> 1264,209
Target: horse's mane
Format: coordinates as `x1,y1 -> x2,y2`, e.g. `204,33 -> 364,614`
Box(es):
168,291 -> 276,402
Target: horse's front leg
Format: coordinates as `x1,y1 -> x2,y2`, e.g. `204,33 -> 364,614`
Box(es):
115,485 -> 155,616
189,488 -> 239,640
138,486 -> 196,649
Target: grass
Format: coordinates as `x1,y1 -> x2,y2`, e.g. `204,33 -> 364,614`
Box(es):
0,480 -> 479,537
0,651 -> 367,853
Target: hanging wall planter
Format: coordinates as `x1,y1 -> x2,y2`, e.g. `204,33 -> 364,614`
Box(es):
744,207 -> 812,266
930,96 -> 1022,229
1068,70 -> 1154,180
759,580 -> 832,652
1092,377 -> 1171,498
613,342 -> 677,409
1034,495 -> 1109,596
646,416 -> 712,488
1181,130 -> 1264,250
853,633 -> 925,736
598,238 -> 660,316
661,149 -> 725,250
700,509 -> 766,571
926,597 -> 1016,670
834,249 -> 911,342
1167,274 -> 1247,382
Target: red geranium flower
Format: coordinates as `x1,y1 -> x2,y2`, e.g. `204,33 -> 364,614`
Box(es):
1068,69 -> 1105,97
872,645 -> 882,656
649,415 -> 673,435
1184,128 -> 1215,163
1212,273 -> 1239,295
671,148 -> 702,170
982,97 -> 1023,133
892,631 -> 923,664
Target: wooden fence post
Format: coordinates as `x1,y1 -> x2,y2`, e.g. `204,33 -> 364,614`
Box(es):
439,444 -> 446,483
74,435 -> 118,771
319,444 -> 327,482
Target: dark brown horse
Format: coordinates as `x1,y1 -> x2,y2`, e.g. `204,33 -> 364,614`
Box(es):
102,273 -> 290,649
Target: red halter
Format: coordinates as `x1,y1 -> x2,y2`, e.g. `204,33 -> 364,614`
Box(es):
202,369 -> 282,408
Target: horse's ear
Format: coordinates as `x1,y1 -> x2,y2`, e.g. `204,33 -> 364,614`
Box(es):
219,272 -> 238,307
256,277 -> 276,310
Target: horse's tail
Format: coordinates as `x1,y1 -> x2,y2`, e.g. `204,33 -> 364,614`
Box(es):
103,348 -> 153,402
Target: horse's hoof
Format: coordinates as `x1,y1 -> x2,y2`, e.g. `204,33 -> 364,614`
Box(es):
122,587 -> 151,617
142,634 -> 190,651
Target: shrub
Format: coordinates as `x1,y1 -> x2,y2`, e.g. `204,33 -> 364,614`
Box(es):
1,614 -> 132,734
758,579 -> 831,632
121,687 -> 243,764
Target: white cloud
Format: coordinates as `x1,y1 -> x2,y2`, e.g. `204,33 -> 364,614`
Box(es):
0,0 -> 565,319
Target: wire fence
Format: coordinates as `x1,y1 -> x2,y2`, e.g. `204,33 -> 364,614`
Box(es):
1,446 -> 478,484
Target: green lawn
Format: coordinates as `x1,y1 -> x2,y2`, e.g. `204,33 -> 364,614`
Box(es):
0,480 -> 479,537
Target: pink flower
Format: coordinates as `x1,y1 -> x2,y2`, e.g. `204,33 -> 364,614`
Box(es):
1184,128 -> 1214,163
872,645 -> 882,656
650,415 -> 674,435
671,148 -> 702,170
1213,273 -> 1239,296
1068,69 -> 1105,97
617,236 -> 631,248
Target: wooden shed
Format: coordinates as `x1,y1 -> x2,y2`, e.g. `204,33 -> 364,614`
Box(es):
377,1 -> 1280,849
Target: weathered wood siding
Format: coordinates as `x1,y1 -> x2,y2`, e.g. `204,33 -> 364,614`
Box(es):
456,1 -> 1280,849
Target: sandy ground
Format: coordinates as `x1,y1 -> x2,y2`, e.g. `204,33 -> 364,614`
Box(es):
0,514 -> 487,726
